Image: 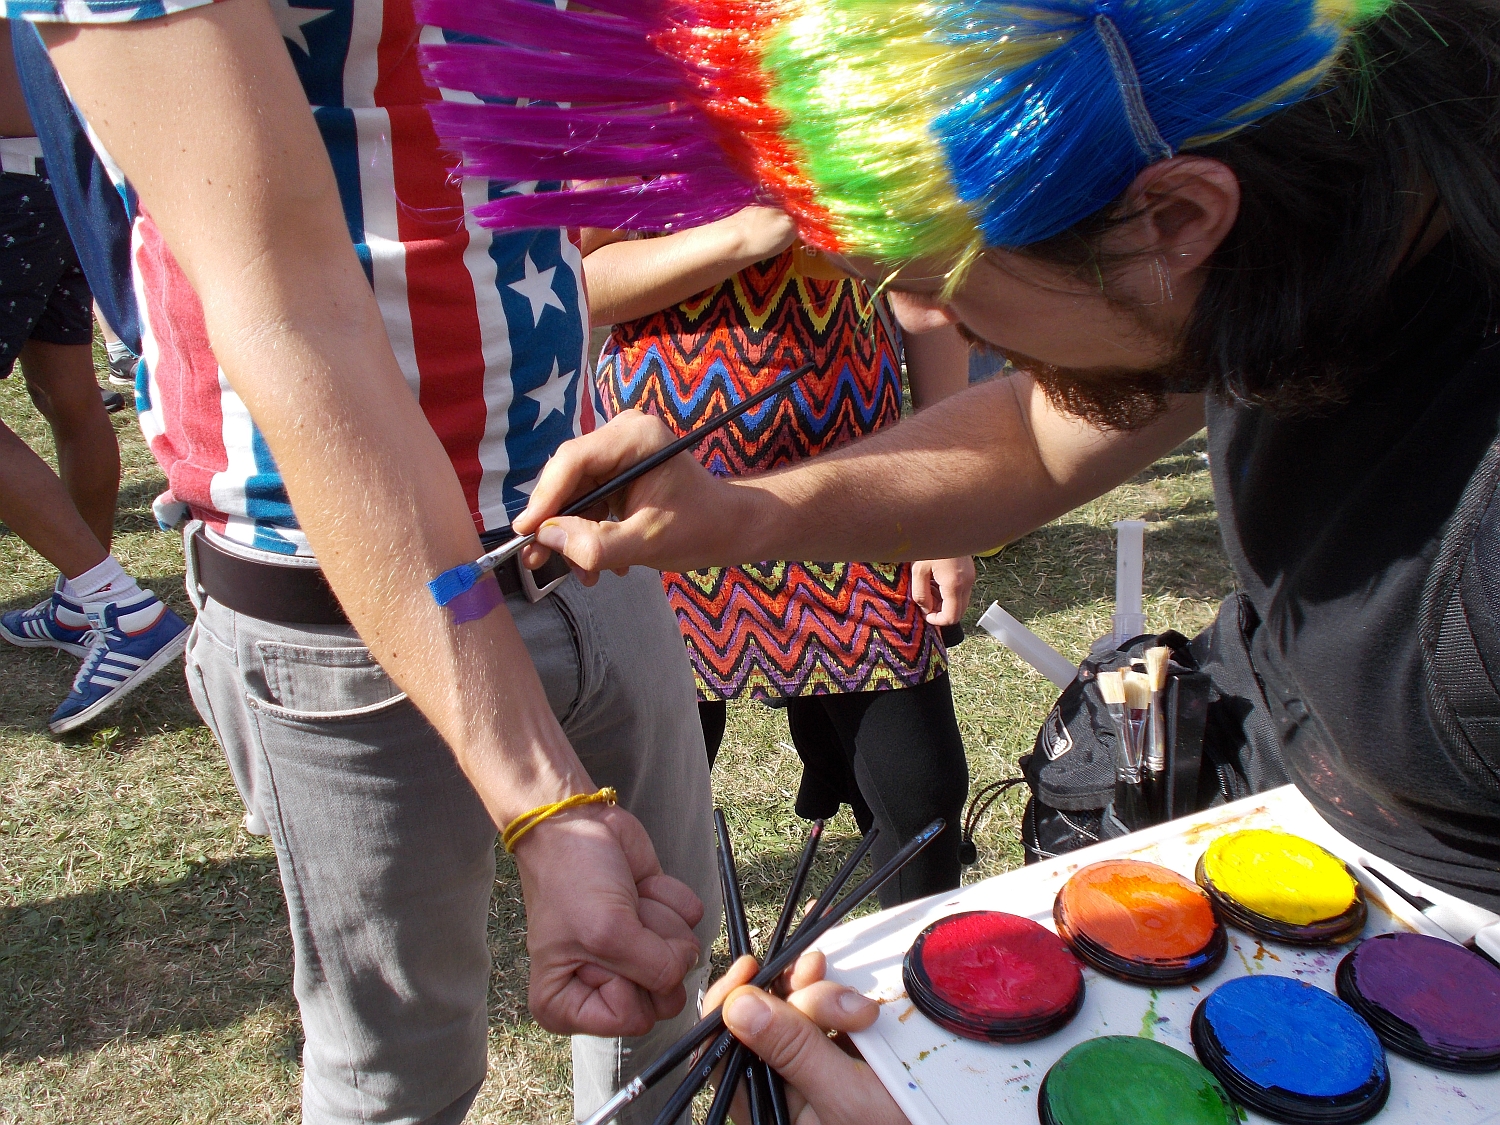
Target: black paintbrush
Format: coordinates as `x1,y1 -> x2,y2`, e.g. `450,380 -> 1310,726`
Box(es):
767,819 -> 825,958
719,811 -> 769,1125
792,825 -> 879,940
717,811 -> 752,963
580,820 -> 943,1125
651,812 -> 762,1125
703,819 -> 824,1125
703,1040 -> 751,1125
762,821 -> 823,1125
746,1062 -> 770,1125
429,362 -> 814,606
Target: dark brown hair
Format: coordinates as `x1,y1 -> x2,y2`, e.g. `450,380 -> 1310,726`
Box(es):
1022,0 -> 1500,417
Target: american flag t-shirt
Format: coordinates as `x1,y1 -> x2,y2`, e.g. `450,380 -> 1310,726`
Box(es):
10,0 -> 594,556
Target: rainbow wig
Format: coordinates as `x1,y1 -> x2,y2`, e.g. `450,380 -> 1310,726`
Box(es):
416,0 -> 1393,263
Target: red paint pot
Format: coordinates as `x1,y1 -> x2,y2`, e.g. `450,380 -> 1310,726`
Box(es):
902,911 -> 1084,1042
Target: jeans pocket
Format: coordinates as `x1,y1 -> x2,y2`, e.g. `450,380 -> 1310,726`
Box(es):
250,639 -> 409,722
184,629 -> 227,747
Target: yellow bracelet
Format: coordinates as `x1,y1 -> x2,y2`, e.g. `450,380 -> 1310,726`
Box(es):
502,787 -> 618,853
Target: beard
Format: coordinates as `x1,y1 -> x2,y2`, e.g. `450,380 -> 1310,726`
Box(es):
955,323 -> 1205,431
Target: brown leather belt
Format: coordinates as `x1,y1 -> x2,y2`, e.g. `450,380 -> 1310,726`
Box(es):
190,528 -> 569,627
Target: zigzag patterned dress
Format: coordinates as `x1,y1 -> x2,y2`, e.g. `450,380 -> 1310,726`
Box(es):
596,248 -> 948,702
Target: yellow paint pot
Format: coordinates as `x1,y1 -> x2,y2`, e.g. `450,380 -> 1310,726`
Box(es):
1197,829 -> 1366,945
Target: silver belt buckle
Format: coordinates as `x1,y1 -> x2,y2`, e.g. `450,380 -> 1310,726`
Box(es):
519,554 -> 570,602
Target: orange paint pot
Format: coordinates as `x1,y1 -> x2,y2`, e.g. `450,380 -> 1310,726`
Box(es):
1054,860 -> 1227,986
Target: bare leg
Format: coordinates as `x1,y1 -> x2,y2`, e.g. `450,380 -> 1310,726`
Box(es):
19,338 -> 120,550
93,300 -> 122,351
0,415 -> 107,577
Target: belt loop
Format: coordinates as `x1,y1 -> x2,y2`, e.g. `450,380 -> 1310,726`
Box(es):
183,520 -> 208,613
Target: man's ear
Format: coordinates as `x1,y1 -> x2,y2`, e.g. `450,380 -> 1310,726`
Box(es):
1112,156 -> 1241,273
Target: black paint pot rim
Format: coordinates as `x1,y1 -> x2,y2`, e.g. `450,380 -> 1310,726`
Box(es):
1335,938 -> 1500,1073
1195,853 -> 1367,946
1189,985 -> 1390,1125
1053,872 -> 1229,986
1037,1036 -> 1238,1125
902,911 -> 1084,1044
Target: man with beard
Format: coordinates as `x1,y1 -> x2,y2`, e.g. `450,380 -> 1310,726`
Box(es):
507,0 -> 1500,930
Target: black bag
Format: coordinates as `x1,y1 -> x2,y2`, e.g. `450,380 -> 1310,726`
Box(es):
1001,445 -> 1500,865
1006,434 -> 1500,874
1016,606 -> 1289,864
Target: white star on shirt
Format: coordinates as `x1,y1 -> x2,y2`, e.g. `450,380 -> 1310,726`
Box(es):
267,0 -> 334,55
509,253 -> 567,325
527,360 -> 573,424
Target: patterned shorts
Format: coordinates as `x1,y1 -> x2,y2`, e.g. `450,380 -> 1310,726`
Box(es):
0,169 -> 92,376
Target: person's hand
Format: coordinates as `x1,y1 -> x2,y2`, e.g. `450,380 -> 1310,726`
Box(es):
704,952 -> 911,1125
910,556 -> 975,626
726,205 -> 799,265
513,409 -> 747,580
513,802 -> 705,1037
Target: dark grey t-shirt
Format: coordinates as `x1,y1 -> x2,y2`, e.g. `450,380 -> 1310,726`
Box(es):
1206,240 -> 1500,910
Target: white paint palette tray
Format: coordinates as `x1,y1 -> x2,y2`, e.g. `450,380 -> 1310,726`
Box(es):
815,786 -> 1500,1125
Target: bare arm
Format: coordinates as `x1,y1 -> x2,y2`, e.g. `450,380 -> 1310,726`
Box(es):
582,205 -> 797,327
901,323 -> 972,411
0,24 -> 36,137
894,316 -> 978,623
516,373 -> 1205,573
42,0 -> 700,1037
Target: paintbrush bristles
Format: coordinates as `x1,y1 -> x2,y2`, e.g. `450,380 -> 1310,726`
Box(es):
1097,669 -> 1127,706
1124,671 -> 1153,711
1146,646 -> 1169,692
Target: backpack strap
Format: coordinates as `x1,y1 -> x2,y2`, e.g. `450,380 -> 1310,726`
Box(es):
1420,436 -> 1500,798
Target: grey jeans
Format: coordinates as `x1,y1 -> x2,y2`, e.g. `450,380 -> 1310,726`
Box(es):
183,544 -> 719,1125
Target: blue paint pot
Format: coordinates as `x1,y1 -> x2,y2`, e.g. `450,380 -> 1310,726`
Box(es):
1191,975 -> 1389,1124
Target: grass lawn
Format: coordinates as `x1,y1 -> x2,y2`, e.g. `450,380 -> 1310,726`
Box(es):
0,354 -> 1234,1123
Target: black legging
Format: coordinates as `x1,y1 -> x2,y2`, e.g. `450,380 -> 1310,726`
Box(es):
700,673 -> 969,907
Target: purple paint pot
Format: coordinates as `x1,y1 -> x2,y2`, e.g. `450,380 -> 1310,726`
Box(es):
1336,932 -> 1500,1072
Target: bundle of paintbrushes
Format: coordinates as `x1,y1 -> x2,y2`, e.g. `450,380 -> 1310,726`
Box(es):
581,816 -> 945,1125
1096,645 -> 1173,833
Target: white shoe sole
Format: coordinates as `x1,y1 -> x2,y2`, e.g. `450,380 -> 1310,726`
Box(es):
49,628 -> 189,734
0,621 -> 90,659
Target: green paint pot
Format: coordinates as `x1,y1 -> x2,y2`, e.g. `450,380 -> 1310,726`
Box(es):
1038,1036 -> 1238,1125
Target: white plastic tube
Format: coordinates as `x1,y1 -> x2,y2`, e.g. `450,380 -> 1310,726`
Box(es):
1112,519 -> 1146,643
977,602 -> 1078,689
1477,921 -> 1500,964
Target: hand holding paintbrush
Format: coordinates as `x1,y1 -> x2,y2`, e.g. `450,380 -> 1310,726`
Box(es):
703,951 -> 906,1125
584,819 -> 941,1125
428,362 -> 813,609
664,821 -> 860,1125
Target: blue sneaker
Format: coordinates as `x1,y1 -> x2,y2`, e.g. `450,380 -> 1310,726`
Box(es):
49,591 -> 189,734
1,577 -> 93,658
